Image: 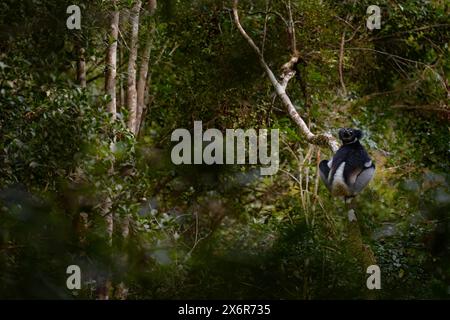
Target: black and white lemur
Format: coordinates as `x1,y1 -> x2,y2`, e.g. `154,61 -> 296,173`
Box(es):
319,128 -> 375,201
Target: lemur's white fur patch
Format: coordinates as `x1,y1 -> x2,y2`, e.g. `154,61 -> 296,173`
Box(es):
327,160 -> 333,168
330,162 -> 350,196
364,160 -> 373,168
331,162 -> 345,184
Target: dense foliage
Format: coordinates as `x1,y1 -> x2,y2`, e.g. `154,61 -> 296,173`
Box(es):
0,0 -> 449,299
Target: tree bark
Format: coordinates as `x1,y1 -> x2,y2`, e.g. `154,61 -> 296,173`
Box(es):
119,39 -> 125,109
105,1 -> 120,119
96,196 -> 113,300
118,9 -> 130,110
339,31 -> 347,96
148,0 -> 157,15
345,200 -> 378,299
136,34 -> 152,134
127,0 -> 142,134
136,1 -> 157,134
77,47 -> 86,88
114,214 -> 131,300
97,1 -> 120,300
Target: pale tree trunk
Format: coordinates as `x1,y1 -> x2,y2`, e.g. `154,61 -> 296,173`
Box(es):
114,0 -> 143,300
337,13 -> 359,97
119,45 -> 125,109
118,9 -> 130,110
97,1 -> 120,301
105,1 -> 120,119
77,47 -> 86,88
114,215 -> 131,300
116,1 -> 158,300
96,196 -> 113,300
135,1 -> 157,135
136,33 -> 152,134
127,0 -> 142,134
135,1 -> 158,135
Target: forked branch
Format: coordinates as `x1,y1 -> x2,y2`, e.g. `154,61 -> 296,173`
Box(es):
232,0 -> 338,153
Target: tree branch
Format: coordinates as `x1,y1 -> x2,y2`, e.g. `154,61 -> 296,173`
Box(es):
286,0 -> 297,55
339,31 -> 347,96
261,0 -> 271,56
232,0 -> 338,153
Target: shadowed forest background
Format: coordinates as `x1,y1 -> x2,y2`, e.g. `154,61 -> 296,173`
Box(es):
0,0 -> 449,299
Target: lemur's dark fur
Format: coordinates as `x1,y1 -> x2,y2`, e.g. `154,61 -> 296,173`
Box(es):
319,128 -> 375,198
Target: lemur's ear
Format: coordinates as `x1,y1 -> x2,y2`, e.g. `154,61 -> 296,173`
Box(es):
338,128 -> 346,140
355,129 -> 363,140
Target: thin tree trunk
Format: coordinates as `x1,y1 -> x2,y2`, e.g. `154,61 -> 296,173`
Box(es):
126,0 -> 142,134
136,35 -> 152,134
114,214 -> 131,300
148,0 -> 157,15
114,0 -> 143,299
119,46 -> 125,109
105,1 -> 120,119
345,200 -> 378,299
97,1 -> 120,300
96,196 -> 113,300
339,31 -> 347,96
77,47 -> 86,88
118,9 -> 130,110
286,0 -> 297,55
136,0 -> 157,135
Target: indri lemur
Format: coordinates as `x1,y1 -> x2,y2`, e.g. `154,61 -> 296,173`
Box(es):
319,128 -> 375,199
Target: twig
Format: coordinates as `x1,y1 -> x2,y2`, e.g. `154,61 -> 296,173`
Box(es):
370,24 -> 450,41
391,104 -> 449,113
345,47 -> 431,66
333,14 -> 357,31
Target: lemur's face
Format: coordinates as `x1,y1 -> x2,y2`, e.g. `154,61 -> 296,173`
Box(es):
338,128 -> 363,143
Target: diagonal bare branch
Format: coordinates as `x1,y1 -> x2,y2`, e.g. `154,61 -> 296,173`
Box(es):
232,0 -> 339,153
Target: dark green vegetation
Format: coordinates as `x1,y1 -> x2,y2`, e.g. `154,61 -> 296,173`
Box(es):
0,0 -> 449,299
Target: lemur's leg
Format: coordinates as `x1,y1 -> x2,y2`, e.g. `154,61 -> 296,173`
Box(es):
319,160 -> 331,191
352,164 -> 375,194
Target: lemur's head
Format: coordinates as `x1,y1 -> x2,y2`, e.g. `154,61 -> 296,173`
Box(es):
338,128 -> 363,144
